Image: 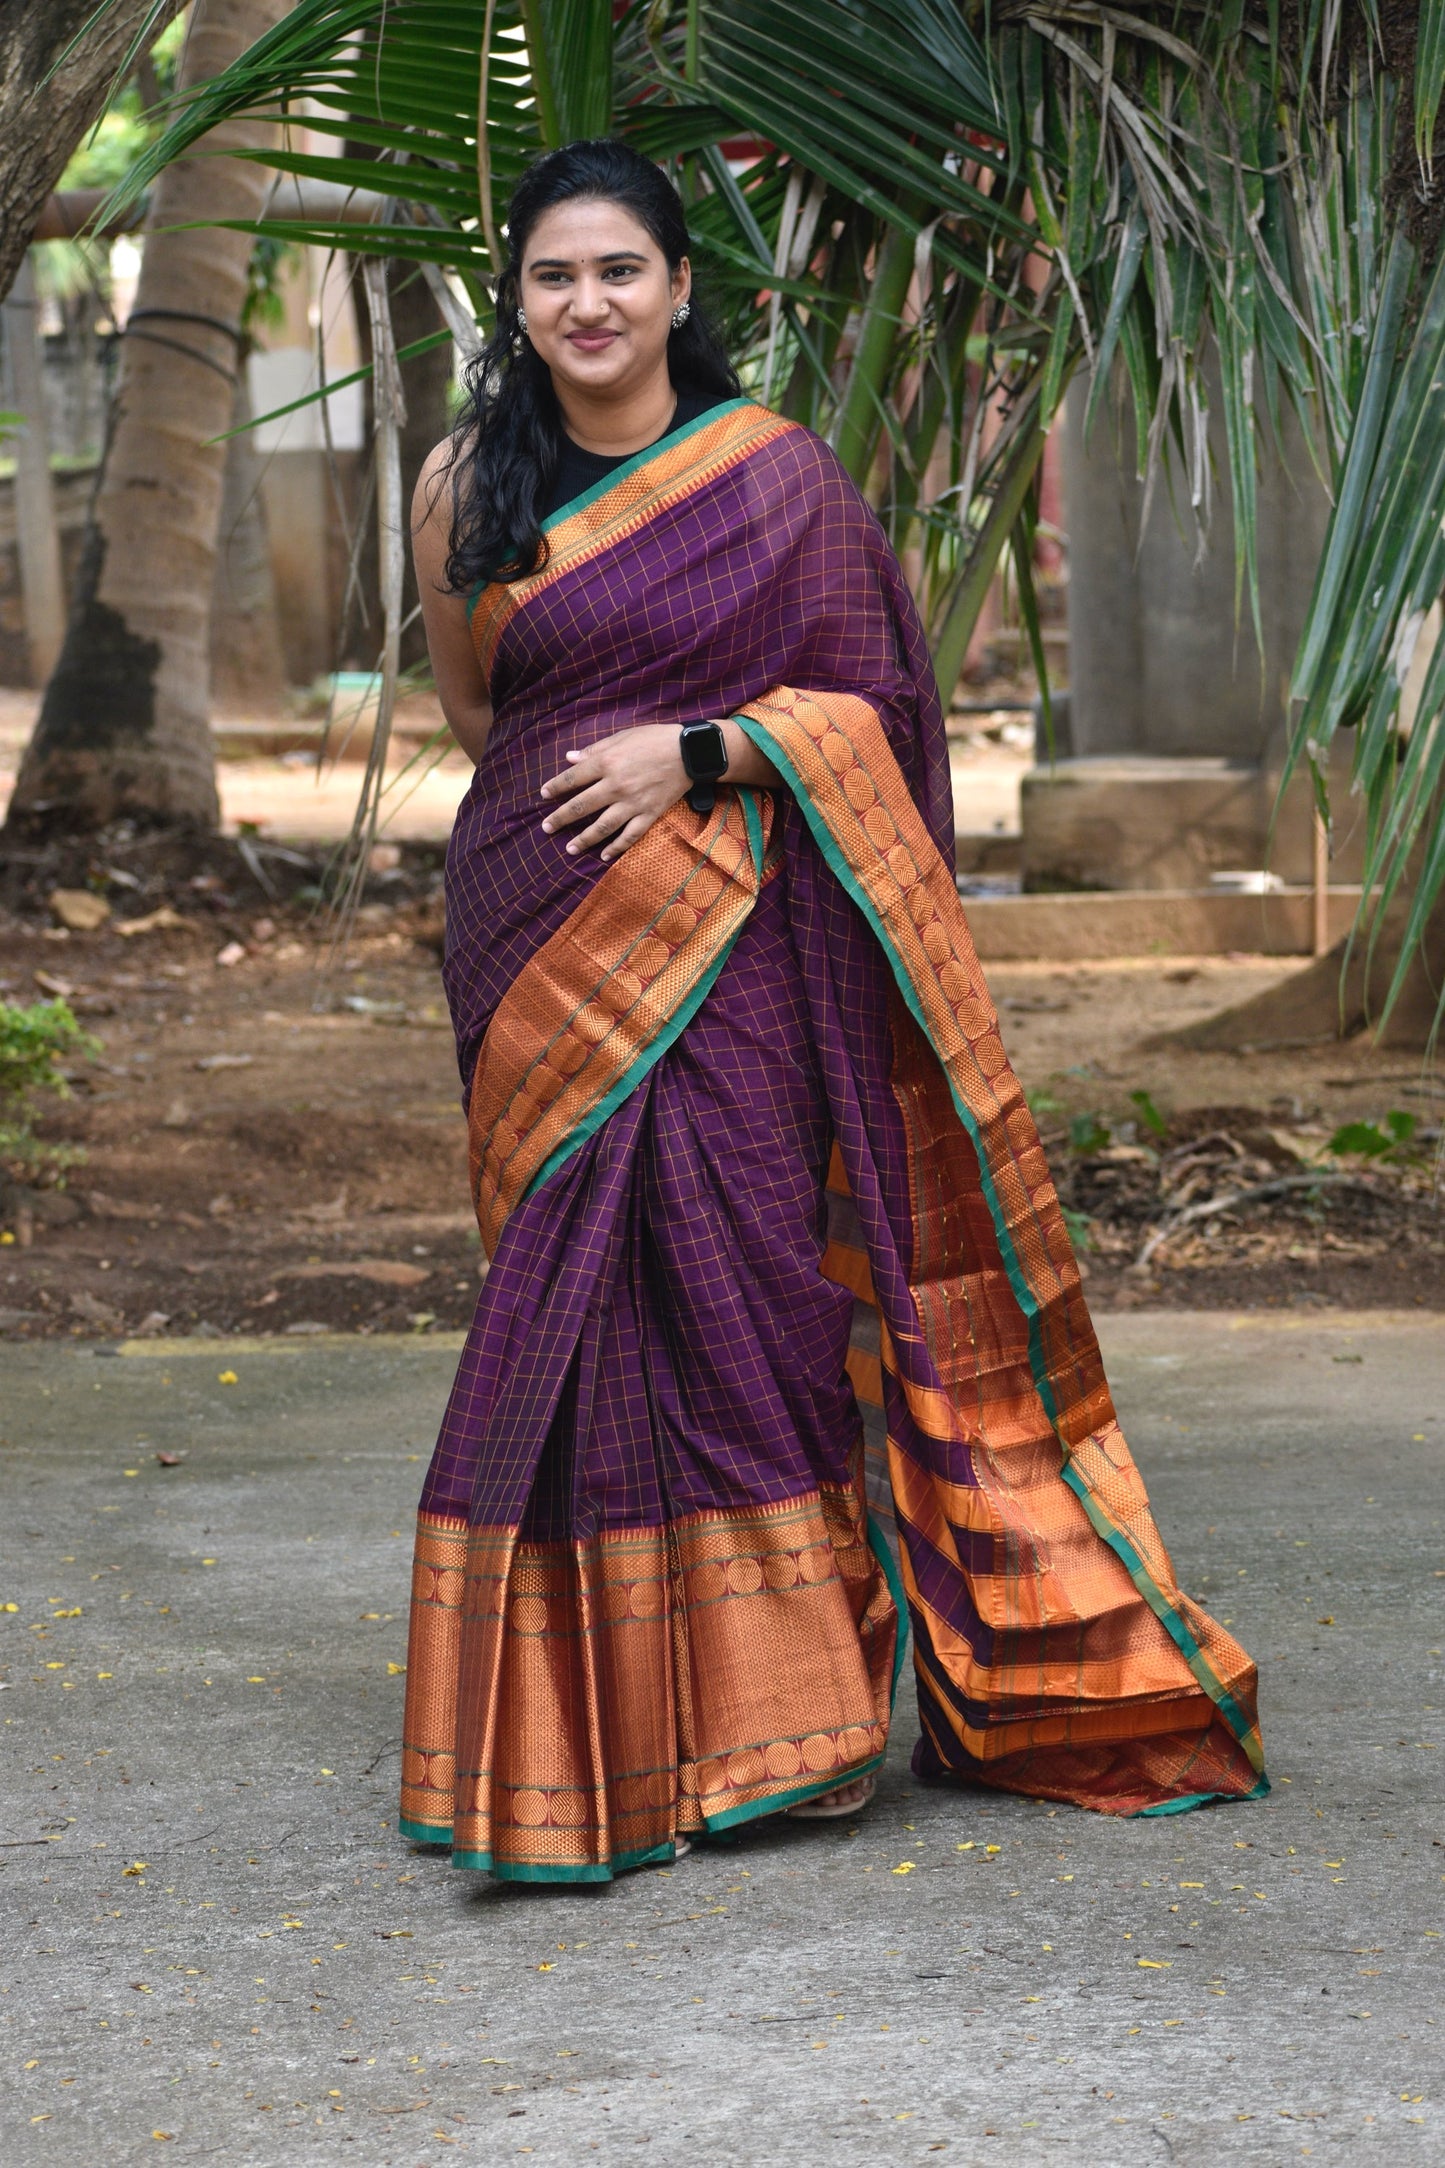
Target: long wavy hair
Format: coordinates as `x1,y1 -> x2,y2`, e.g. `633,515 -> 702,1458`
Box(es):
442,139 -> 739,594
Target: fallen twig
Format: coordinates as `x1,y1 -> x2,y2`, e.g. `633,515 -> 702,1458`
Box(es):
1135,1171 -> 1382,1270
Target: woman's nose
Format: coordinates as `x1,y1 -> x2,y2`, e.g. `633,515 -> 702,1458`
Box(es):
570,280 -> 610,322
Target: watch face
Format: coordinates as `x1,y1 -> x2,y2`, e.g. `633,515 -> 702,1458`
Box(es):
682,722 -> 729,780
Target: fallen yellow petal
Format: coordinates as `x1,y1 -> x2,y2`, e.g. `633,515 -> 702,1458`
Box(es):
386,1661 -> 406,1676
892,1862 -> 916,1875
1136,1959 -> 1172,1969
217,1371 -> 239,1386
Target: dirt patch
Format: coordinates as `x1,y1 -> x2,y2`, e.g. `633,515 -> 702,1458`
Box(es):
2,887 -> 1442,1339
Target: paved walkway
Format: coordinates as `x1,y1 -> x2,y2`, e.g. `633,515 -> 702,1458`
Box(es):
2,1313 -> 1441,2165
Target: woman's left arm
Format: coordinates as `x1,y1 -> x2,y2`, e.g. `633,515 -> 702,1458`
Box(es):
540,721 -> 780,862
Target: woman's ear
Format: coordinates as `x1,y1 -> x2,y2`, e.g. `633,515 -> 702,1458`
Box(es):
672,254 -> 693,309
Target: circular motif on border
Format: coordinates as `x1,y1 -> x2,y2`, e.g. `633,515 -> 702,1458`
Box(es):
1044,1216 -> 1073,1264
655,903 -> 698,945
628,1577 -> 664,1619
687,869 -> 723,910
763,1553 -> 799,1591
550,1790 -> 587,1828
645,1770 -> 672,1809
1018,1146 -> 1048,1189
630,936 -> 669,979
909,883 -> 934,927
803,1732 -> 840,1772
530,1066 -> 565,1109
427,1751 -> 456,1791
548,1037 -> 589,1077
616,1775 -> 648,1813
862,805 -> 896,851
400,1745 -> 426,1784
764,1740 -> 802,1779
572,1007 -> 612,1047
797,1546 -> 832,1585
600,969 -> 642,1015
937,960 -> 972,1005
696,1758 -> 725,1795
690,1562 -> 727,1604
510,1594 -> 548,1635
822,731 -> 853,774
510,1789 -> 548,1828
843,767 -> 876,812
726,1556 -> 763,1596
975,1031 -> 1007,1078
601,1582 -> 633,1622
887,843 -> 915,888
922,919 -> 951,964
841,1725 -> 873,1761
711,832 -> 743,876
726,1749 -> 765,1790
433,1567 -> 463,1608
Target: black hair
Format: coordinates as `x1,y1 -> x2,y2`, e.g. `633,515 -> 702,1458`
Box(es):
441,138 -> 740,594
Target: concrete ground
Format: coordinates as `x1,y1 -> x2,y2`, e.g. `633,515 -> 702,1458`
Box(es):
1,1312 -> 1441,2167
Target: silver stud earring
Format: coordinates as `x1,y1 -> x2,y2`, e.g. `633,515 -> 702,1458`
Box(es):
671,301 -> 691,329
516,308 -> 528,333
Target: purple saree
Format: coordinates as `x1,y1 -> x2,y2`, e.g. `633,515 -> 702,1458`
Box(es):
401,399 -> 1265,1881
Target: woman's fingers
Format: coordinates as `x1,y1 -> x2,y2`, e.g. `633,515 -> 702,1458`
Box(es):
598,815 -> 654,862
567,799 -> 634,855
542,780 -> 614,833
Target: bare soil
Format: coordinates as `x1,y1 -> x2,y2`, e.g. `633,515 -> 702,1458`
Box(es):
2,840 -> 1442,1342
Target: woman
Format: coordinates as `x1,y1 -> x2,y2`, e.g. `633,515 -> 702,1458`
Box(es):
401,139 -> 1265,1884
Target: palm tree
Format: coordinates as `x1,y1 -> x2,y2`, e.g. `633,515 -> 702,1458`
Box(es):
75,3 -> 1445,1025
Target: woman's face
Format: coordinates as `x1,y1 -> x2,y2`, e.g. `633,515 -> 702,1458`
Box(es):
517,197 -> 690,400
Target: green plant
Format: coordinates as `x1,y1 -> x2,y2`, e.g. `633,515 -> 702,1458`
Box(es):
1325,1110 -> 1420,1163
1128,1088 -> 1168,1140
1068,1112 -> 1111,1156
1061,1204 -> 1094,1253
0,998 -> 99,1179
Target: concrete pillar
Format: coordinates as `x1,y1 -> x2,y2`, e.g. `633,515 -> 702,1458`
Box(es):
1021,366 -> 1353,890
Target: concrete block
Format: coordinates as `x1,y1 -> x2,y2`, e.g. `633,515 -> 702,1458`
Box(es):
962,885 -> 1364,962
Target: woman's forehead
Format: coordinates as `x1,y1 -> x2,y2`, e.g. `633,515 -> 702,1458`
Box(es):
522,198 -> 659,266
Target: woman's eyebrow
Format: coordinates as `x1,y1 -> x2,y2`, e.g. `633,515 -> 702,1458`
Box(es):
527,251 -> 648,269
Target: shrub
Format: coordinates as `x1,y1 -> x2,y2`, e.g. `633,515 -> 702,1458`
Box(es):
0,998 -> 99,1179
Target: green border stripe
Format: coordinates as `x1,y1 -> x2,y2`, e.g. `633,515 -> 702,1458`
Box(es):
704,1753 -> 885,1834
735,712 -> 1265,1787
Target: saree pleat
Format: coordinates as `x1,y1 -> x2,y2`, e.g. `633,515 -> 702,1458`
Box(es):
403,401 -> 1265,1880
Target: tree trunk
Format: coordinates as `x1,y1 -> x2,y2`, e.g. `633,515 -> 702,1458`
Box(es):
1165,890 -> 1445,1054
209,367 -> 288,715
0,0 -> 187,306
5,0 -> 291,836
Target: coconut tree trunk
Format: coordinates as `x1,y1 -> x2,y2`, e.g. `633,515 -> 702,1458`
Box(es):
5,0 -> 292,835
209,366 -> 288,715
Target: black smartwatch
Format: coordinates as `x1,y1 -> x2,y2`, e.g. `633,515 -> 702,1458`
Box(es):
679,720 -> 729,814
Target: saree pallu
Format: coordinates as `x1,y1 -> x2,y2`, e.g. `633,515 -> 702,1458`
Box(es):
402,399 -> 1266,1882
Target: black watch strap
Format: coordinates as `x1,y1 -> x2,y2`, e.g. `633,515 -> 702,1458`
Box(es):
680,721 -> 729,816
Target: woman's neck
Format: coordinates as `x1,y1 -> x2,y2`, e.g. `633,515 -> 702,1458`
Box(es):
553,364 -> 678,457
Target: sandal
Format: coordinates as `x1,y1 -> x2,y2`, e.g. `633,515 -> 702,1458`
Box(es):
786,1774 -> 877,1821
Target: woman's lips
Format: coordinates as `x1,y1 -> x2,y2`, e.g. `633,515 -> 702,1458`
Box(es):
567,330 -> 619,351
